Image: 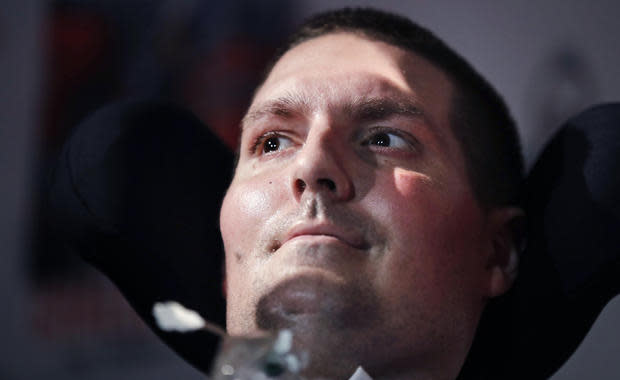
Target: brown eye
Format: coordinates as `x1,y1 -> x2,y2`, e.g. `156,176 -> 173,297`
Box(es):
368,132 -> 391,147
263,136 -> 280,152
364,131 -> 409,149
260,134 -> 294,154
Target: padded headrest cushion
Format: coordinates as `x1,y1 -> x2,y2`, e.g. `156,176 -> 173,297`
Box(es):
49,100 -> 232,373
461,103 -> 620,379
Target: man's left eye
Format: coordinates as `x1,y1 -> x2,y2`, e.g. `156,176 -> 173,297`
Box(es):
364,131 -> 410,150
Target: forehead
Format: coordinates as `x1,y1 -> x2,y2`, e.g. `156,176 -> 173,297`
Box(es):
248,32 -> 454,129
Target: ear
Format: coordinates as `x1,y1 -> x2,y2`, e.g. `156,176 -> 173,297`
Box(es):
485,206 -> 525,298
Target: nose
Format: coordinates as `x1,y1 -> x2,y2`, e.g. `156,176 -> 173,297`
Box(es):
290,127 -> 354,202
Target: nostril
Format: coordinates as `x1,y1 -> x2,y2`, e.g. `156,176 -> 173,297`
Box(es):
295,179 -> 306,193
318,178 -> 336,191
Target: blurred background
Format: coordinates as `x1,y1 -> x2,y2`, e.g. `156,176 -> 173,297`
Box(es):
2,0 -> 619,379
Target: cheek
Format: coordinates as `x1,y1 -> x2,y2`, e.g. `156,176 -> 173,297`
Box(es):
388,167 -> 478,237
220,178 -> 284,330
370,168 -> 485,288
393,167 -> 424,196
370,168 -> 443,230
220,178 -> 280,254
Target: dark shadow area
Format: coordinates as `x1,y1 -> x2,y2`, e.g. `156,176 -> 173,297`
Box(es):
461,104 -> 620,380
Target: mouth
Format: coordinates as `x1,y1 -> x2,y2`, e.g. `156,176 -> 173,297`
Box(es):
272,222 -> 370,252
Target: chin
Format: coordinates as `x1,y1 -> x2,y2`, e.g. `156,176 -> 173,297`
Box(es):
247,275 -> 384,376
254,272 -> 379,330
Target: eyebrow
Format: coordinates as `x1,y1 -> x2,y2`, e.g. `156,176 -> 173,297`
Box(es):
342,96 -> 425,123
242,93 -> 425,130
242,94 -> 310,129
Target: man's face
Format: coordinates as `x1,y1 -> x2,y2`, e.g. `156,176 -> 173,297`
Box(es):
220,33 -> 501,379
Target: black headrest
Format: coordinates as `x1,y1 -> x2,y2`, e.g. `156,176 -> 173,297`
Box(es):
49,100 -> 232,373
461,103 -> 620,379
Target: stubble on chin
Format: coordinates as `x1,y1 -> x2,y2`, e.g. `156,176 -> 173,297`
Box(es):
254,275 -> 383,379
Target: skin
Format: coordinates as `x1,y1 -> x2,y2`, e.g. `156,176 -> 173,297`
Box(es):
220,32 -> 519,380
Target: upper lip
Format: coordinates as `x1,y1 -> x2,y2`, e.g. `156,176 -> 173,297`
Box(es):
282,221 -> 369,250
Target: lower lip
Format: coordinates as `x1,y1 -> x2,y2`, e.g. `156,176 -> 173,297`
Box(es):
283,234 -> 369,251
286,234 -> 344,245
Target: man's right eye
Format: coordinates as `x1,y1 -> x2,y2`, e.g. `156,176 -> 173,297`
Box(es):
253,133 -> 294,155
263,136 -> 281,152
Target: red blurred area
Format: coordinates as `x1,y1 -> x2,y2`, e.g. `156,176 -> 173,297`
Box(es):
42,8 -> 118,150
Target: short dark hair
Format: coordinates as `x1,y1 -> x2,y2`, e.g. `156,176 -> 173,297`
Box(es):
258,7 -> 524,207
